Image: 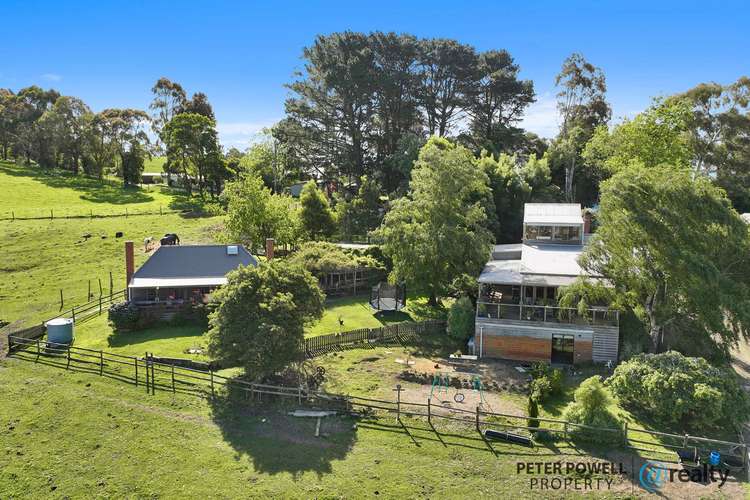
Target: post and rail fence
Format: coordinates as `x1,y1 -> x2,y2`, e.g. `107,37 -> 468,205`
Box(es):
3,289 -> 127,347
6,333 -> 749,480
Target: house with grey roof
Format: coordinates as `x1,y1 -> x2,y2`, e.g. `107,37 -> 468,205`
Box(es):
126,244 -> 257,304
473,203 -> 619,365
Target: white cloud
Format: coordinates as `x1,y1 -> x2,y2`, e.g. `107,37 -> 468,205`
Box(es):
216,121 -> 278,150
519,93 -> 560,139
41,73 -> 62,82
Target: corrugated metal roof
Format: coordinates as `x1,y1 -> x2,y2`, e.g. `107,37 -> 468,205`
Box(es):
131,245 -> 257,285
523,203 -> 583,225
479,243 -> 598,285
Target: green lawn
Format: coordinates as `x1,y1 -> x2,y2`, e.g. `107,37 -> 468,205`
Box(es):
0,355 -> 636,499
0,161 -> 224,327
143,156 -> 167,173
0,161 -> 191,219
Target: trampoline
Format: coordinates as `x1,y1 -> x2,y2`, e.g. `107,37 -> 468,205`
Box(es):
369,282 -> 406,311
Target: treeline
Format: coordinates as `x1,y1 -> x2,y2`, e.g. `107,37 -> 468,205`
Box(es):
0,79 -> 229,197
272,32 -> 542,195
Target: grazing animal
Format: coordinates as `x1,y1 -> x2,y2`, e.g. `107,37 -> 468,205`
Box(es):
144,236 -> 154,251
160,233 -> 180,246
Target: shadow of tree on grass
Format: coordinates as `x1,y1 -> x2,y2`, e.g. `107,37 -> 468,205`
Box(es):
208,380 -> 358,476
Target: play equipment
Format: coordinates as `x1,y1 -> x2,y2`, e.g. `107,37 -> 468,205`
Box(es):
369,282 -> 406,311
430,373 -> 451,400
471,376 -> 487,405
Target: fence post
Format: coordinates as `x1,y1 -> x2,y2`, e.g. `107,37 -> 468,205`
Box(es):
171,364 -> 175,394
36,338 -> 41,362
475,406 -> 481,434
134,357 -> 138,387
145,352 -> 150,393
66,346 -> 71,369
563,422 -> 568,440
427,398 -> 431,425
683,434 -> 689,448
623,421 -> 629,445
60,289 -> 64,310
72,307 -> 76,323
99,350 -> 104,375
210,369 -> 215,397
99,296 -> 102,314
109,272 -> 113,295
50,209 -> 53,219
394,384 -> 402,421
151,355 -> 156,395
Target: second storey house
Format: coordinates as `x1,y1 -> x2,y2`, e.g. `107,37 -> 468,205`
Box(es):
473,203 -> 619,364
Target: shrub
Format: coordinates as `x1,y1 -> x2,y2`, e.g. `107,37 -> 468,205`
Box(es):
563,376 -> 623,444
286,241 -> 384,274
108,301 -> 140,331
527,397 -> 540,430
447,296 -> 475,342
530,376 -> 552,402
529,362 -> 565,402
607,351 -> 749,431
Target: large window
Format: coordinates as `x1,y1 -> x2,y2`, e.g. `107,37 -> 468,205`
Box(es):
525,224 -> 582,243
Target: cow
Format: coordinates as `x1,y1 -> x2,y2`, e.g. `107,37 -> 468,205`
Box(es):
160,233 -> 180,246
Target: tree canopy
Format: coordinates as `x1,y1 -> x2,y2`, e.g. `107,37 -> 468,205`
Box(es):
207,261 -> 324,380
375,137 -> 494,305
580,163 -> 750,355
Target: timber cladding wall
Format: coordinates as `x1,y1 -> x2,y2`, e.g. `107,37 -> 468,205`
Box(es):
482,335 -> 551,361
574,339 -> 592,363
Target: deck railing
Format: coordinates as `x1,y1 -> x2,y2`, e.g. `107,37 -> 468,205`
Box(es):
476,302 -> 619,327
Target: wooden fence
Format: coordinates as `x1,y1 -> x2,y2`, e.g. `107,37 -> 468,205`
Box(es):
302,320 -> 445,357
4,289 -> 127,347
7,334 -> 749,480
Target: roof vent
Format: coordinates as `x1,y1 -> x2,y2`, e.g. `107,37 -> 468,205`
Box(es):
227,245 -> 239,256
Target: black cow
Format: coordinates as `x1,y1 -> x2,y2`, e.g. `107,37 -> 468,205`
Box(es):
160,233 -> 180,246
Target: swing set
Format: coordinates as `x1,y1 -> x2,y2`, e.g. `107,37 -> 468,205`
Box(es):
429,373 -> 486,405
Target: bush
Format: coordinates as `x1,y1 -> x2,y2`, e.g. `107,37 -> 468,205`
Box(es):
563,376 -> 623,444
108,301 -> 140,331
527,397 -> 540,429
446,296 -> 475,342
529,362 -> 565,402
286,241 -> 384,274
607,351 -> 749,431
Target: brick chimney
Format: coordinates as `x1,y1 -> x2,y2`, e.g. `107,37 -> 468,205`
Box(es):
125,241 -> 135,287
266,238 -> 275,261
583,210 -> 592,235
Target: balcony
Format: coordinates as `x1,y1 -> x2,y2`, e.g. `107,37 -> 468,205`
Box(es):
476,301 -> 619,327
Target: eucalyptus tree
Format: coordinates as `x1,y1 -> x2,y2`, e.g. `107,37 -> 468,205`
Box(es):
552,53 -> 610,202
149,77 -> 187,147
97,108 -> 150,186
676,77 -> 750,211
163,112 -> 222,197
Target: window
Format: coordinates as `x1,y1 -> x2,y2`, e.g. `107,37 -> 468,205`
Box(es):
524,225 -> 539,240
537,226 -> 553,239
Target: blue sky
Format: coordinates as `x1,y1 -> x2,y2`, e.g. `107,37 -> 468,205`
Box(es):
2,0 -> 749,148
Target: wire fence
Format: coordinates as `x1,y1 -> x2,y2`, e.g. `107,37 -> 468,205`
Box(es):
3,289 -> 127,343
0,206 -> 193,221
6,334 -> 749,479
